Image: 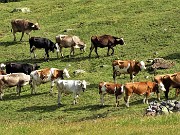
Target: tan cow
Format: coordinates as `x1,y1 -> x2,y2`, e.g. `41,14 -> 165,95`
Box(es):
0,73 -> 30,99
30,68 -> 70,94
154,72 -> 180,99
11,19 -> 40,41
124,81 -> 159,107
55,35 -> 86,57
99,82 -> 124,107
112,60 -> 146,83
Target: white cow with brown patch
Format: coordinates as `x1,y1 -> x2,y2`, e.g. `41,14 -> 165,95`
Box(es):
30,68 -> 70,94
112,60 -> 146,82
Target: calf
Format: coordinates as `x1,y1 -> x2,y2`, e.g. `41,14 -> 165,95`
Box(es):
11,19 -> 40,41
55,79 -> 87,106
99,82 -> 124,107
112,60 -> 146,82
89,34 -> 125,58
154,72 -> 180,99
0,73 -> 30,99
124,81 -> 159,107
30,68 -> 70,94
29,37 -> 59,61
55,35 -> 86,57
5,63 -> 40,75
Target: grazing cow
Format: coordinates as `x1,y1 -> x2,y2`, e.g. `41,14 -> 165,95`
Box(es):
154,72 -> 180,99
5,63 -> 40,75
55,35 -> 86,57
99,82 -> 124,107
0,73 -> 30,99
124,81 -> 159,107
0,70 -> 6,75
30,68 -> 70,94
29,37 -> 59,61
11,19 -> 40,41
89,35 -> 125,58
112,60 -> 146,82
55,79 -> 88,106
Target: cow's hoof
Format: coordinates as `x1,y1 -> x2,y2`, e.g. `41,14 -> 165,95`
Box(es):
58,103 -> 62,107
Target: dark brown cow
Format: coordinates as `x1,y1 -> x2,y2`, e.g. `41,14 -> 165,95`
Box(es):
99,82 -> 124,107
154,72 -> 180,99
112,60 -> 146,82
89,35 -> 125,58
124,81 -> 159,107
11,19 -> 40,41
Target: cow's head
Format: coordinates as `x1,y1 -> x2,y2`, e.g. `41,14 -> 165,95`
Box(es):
63,68 -> 70,78
138,61 -> 146,70
117,38 -> 125,45
79,80 -> 87,92
29,22 -> 40,30
154,75 -> 166,92
0,63 -> 6,70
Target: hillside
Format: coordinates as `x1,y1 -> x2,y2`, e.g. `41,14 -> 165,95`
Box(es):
0,0 -> 180,134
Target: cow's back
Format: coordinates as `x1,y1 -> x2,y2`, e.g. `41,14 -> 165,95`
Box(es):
11,19 -> 28,32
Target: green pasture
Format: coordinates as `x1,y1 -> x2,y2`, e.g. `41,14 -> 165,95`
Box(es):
0,0 -> 180,134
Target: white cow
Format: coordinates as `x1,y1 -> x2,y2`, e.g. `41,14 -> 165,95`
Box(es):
30,68 -> 70,94
0,73 -> 30,99
55,79 -> 88,106
55,35 -> 86,57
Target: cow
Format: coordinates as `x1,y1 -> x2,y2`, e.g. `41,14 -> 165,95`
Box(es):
112,60 -> 146,83
5,63 -> 40,75
123,81 -> 159,107
55,79 -> 88,106
0,73 -> 30,99
29,37 -> 59,61
0,70 -> 6,75
89,35 -> 125,58
30,68 -> 70,94
154,72 -> 180,100
55,35 -> 86,57
98,82 -> 124,107
11,19 -> 40,41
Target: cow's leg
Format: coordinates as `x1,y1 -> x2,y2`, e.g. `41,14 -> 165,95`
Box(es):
73,93 -> 79,105
89,43 -> 95,58
16,86 -> 21,96
70,47 -> 74,57
60,47 -> 64,57
20,32 -> 24,41
94,47 -> 99,58
100,94 -> 105,106
0,88 -> 4,100
130,74 -> 135,83
57,88 -> 62,107
143,94 -> 149,104
30,81 -> 36,94
116,94 -> 123,107
113,71 -> 117,83
45,49 -> 49,61
30,46 -> 36,59
107,47 -> 111,56
12,31 -> 16,41
125,96 -> 130,107
50,81 -> 54,95
110,47 -> 114,55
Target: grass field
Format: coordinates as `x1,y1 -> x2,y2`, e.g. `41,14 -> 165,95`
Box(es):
0,0 -> 180,134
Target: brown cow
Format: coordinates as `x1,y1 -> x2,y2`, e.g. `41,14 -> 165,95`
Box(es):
0,73 -> 30,99
89,35 -> 125,58
99,82 -> 124,107
124,81 -> 159,107
11,19 -> 40,41
55,35 -> 86,57
154,72 -> 180,99
112,60 -> 146,83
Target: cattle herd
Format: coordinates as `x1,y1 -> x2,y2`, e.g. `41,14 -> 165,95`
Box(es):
0,19 -> 179,108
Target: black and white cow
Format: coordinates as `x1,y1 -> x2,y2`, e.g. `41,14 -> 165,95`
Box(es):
29,37 -> 59,61
5,63 -> 40,75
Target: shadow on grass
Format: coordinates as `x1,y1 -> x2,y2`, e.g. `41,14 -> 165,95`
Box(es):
17,104 -> 60,112
163,53 -> 180,60
2,91 -> 48,101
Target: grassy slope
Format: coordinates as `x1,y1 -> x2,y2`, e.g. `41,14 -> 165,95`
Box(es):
0,0 -> 180,134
